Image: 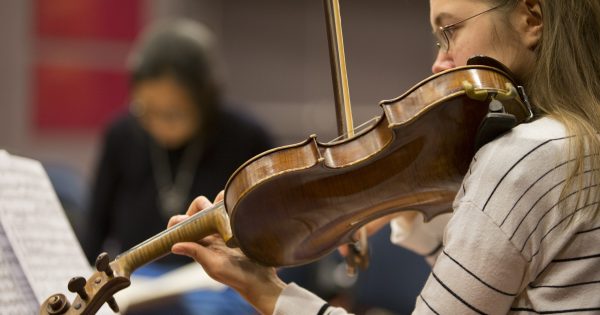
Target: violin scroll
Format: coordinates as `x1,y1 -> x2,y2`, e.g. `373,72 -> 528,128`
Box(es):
39,253 -> 130,315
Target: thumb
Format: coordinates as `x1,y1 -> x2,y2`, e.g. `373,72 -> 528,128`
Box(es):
172,242 -> 211,265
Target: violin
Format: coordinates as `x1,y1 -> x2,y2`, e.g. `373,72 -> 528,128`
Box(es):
39,2 -> 534,315
39,62 -> 532,315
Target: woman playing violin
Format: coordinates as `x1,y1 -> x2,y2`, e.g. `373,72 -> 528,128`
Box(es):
168,0 -> 600,313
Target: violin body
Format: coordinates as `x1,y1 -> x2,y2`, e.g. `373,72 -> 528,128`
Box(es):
225,64 -> 531,266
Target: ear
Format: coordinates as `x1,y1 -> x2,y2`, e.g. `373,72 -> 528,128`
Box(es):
519,0 -> 543,50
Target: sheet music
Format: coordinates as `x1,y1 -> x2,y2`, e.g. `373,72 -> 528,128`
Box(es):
0,151 -> 113,314
0,223 -> 37,314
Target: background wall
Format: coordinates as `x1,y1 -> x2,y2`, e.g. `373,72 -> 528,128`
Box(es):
0,0 -> 434,180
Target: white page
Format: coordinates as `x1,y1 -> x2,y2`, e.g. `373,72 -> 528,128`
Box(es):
0,151 -> 113,314
0,222 -> 38,314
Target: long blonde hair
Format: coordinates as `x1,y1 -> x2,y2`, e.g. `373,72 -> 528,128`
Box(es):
492,0 -> 600,222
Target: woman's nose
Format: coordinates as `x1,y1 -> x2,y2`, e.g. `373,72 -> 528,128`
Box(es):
431,50 -> 455,74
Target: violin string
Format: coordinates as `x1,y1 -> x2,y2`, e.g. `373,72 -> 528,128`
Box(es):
117,200 -> 225,259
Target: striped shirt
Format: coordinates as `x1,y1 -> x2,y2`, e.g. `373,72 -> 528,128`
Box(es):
274,117 -> 600,315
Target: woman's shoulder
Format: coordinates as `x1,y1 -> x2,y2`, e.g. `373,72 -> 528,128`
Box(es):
455,116 -> 572,219
487,116 -> 568,150
474,116 -> 570,173
452,116 -> 596,278
216,105 -> 273,144
98,113 -> 148,157
103,113 -> 143,139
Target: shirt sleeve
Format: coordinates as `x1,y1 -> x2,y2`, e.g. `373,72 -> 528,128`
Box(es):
414,201 -> 527,315
273,283 -> 353,315
390,212 -> 451,265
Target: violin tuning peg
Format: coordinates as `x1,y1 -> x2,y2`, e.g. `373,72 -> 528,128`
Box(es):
68,276 -> 89,300
45,294 -> 70,315
95,252 -> 114,277
107,297 -> 120,313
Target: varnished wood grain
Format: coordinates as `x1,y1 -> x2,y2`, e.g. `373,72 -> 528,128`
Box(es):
225,65 -> 530,267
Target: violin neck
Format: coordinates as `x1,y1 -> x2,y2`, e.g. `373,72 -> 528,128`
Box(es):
114,201 -> 232,275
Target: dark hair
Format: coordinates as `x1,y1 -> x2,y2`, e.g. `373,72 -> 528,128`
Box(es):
128,19 -> 220,112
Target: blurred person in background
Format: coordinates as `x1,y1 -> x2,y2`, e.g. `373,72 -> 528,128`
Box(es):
82,19 -> 273,315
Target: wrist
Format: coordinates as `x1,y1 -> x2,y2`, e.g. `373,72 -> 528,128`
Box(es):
239,272 -> 286,315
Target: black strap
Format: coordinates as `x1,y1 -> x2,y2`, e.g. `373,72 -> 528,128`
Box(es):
317,303 -> 331,315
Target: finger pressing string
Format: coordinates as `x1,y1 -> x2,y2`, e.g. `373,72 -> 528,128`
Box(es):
186,196 -> 212,216
214,190 -> 225,203
167,215 -> 189,228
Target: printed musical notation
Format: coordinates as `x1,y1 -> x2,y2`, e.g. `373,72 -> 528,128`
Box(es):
0,151 -> 113,314
0,223 -> 37,314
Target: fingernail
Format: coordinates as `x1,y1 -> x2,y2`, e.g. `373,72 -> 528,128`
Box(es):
172,245 -> 186,256
173,215 -> 187,224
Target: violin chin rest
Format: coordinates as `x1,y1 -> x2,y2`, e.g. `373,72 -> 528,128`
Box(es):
467,55 -> 518,82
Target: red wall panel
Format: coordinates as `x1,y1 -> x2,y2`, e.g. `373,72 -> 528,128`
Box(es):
33,0 -> 142,131
35,0 -> 141,40
34,65 -> 129,130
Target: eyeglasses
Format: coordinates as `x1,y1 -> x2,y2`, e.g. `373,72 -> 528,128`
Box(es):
435,4 -> 504,52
